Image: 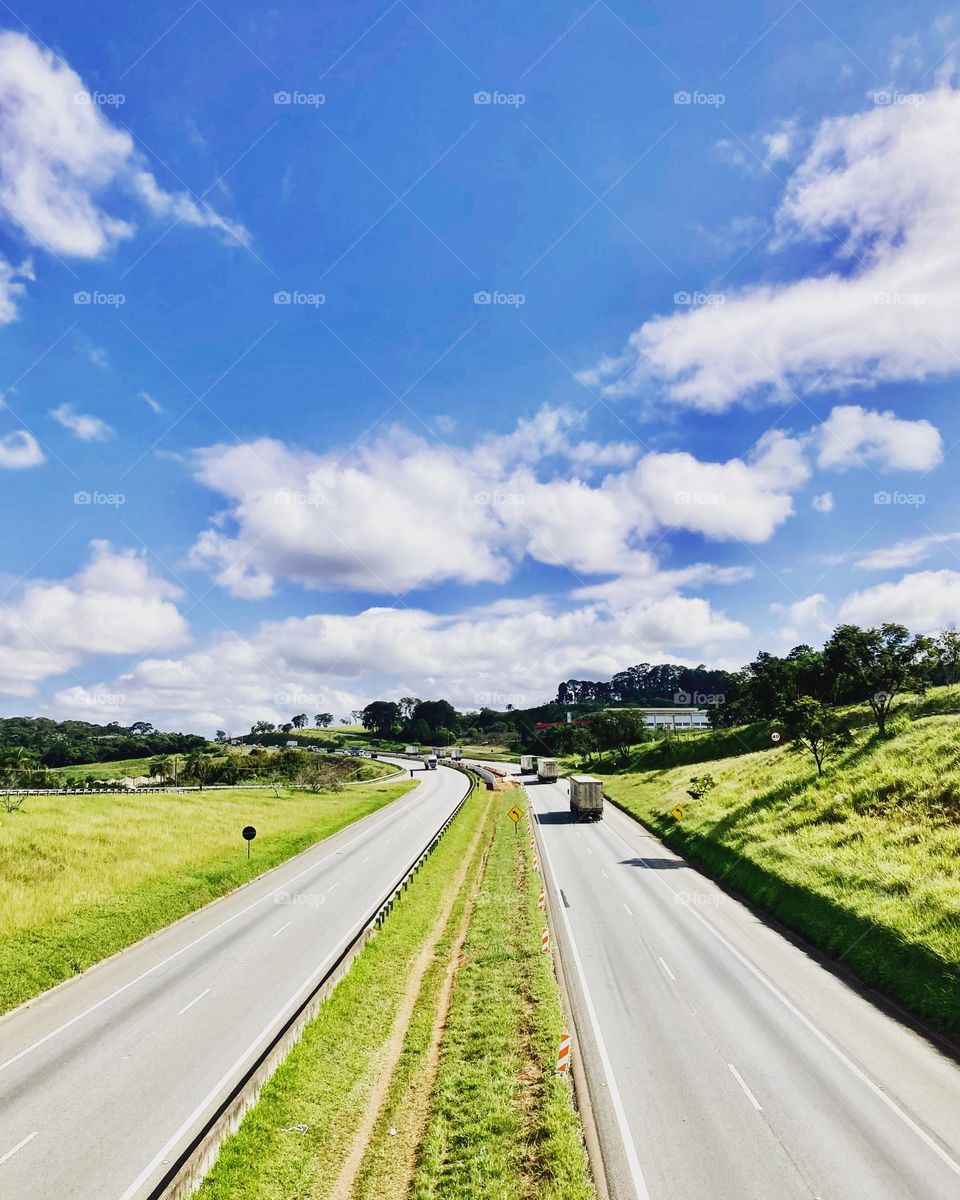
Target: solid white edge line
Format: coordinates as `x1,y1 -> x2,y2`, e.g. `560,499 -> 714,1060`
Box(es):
602,814 -> 960,1180
728,1062 -> 762,1111
176,989 -> 211,1018
534,799 -> 651,1200
0,775 -> 435,1077
623,903 -> 634,917
0,1130 -> 38,1167
271,921 -> 293,938
657,956 -> 676,982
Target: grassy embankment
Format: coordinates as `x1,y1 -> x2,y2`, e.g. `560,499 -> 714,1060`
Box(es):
602,697 -> 960,1034
196,785 -> 593,1200
0,782 -> 412,1014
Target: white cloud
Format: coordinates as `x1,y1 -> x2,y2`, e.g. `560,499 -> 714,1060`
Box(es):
0,255 -> 33,322
586,87 -> 960,411
0,429 -> 44,468
140,391 -> 163,414
53,585 -> 748,732
811,491 -> 834,513
854,531 -> 960,571
770,593 -> 833,645
50,402 -> 113,441
840,569 -> 960,631
0,31 -> 247,317
186,414 -> 811,597
816,405 -> 942,471
0,541 -> 188,695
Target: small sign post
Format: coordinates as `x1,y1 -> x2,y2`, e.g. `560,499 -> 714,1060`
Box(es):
670,803 -> 686,822
507,804 -> 524,836
242,825 -> 257,859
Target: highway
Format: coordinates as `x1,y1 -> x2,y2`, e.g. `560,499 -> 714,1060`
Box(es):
0,761 -> 468,1200
524,771 -> 960,1200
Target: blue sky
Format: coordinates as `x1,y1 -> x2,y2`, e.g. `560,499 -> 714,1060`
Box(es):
2,1 -> 960,731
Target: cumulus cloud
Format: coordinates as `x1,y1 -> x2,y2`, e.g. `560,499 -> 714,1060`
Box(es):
0,31 -> 247,318
816,405 -> 942,471
53,583 -> 748,732
770,593 -> 833,644
811,491 -> 834,513
50,403 -> 113,441
0,541 -> 188,696
840,569 -> 960,631
0,429 -> 44,468
186,413 -> 812,597
585,87 -> 960,411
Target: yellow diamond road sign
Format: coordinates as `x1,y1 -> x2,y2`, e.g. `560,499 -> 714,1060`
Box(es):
507,805 -> 524,823
671,804 -> 686,821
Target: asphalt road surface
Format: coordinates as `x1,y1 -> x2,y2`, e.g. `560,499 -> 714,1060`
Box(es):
0,761 -> 468,1200
524,772 -> 960,1200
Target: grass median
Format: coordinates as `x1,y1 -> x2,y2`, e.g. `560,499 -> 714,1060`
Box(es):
195,785 -> 594,1200
0,781 -> 412,1014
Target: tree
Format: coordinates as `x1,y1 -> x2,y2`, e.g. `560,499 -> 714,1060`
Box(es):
182,751 -> 211,789
410,699 -> 458,739
214,729 -> 228,744
825,623 -> 933,735
280,722 -> 294,735
783,697 -> 852,775
686,774 -> 717,802
291,713 -> 308,730
149,756 -> 171,783
314,712 -> 334,728
589,710 -> 648,763
934,626 -> 960,685
251,720 -> 275,736
361,701 -> 401,738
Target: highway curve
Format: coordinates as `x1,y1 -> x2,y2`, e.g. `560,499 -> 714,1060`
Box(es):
0,761 -> 468,1200
524,771 -> 960,1200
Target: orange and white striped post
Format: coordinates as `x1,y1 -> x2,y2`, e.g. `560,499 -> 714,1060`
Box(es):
556,1032 -> 571,1074
541,925 -> 550,953
537,888 -> 546,910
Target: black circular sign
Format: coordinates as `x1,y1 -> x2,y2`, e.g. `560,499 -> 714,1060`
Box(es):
242,825 -> 257,841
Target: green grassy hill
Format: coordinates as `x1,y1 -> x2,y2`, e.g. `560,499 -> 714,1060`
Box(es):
597,688 -> 960,1036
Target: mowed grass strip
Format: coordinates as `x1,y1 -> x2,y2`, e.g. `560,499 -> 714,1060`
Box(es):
194,784 -> 490,1200
604,716 -> 960,1033
411,814 -> 595,1200
0,782 -> 411,1014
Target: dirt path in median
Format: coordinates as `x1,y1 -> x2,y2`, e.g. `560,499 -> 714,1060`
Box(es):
326,790 -> 494,1200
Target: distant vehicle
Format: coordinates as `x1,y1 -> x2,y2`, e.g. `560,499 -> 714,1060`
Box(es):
569,774 -> 603,821
519,754 -> 535,773
537,757 -> 558,782
423,754 -> 438,770
404,745 -> 418,755
449,747 -> 462,760
285,740 -> 298,748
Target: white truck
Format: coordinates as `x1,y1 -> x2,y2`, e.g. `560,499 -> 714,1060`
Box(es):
449,747 -> 463,760
537,757 -> 558,782
422,753 -> 438,770
519,754 -> 535,773
404,745 -> 418,755
569,774 -> 604,821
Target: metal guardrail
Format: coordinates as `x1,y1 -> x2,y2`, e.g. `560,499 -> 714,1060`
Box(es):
148,766 -> 477,1200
